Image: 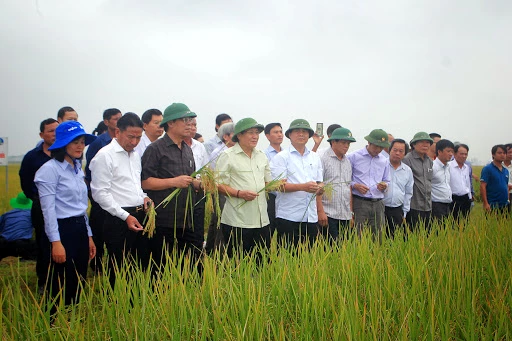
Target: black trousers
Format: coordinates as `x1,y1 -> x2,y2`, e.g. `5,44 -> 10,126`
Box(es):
103,210 -> 149,287
88,195 -> 107,273
451,194 -> 472,221
319,217 -> 351,241
267,193 -> 277,236
149,223 -> 204,273
205,194 -> 226,254
32,198 -> 51,288
49,216 -> 89,307
276,218 -> 319,247
385,205 -> 403,238
405,209 -> 432,233
221,224 -> 271,258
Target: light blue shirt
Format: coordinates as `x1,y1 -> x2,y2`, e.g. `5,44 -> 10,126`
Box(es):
347,147 -> 391,199
209,144 -> 228,170
384,162 -> 414,216
35,159 -> 92,242
264,145 -> 281,162
204,134 -> 223,155
270,145 -> 323,223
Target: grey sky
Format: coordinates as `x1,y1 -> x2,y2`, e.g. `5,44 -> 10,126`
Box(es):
1,0 -> 511,164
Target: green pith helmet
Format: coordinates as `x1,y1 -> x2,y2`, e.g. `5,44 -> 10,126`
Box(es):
9,192 -> 32,210
364,129 -> 390,148
410,131 -> 434,146
232,117 -> 264,142
160,103 -> 197,126
285,119 -> 314,138
327,127 -> 356,142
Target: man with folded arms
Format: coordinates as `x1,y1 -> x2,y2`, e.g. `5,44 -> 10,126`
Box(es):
402,132 -> 434,232
90,113 -> 152,286
431,139 -> 454,224
347,129 -> 390,242
449,143 -> 473,221
383,138 -> 414,238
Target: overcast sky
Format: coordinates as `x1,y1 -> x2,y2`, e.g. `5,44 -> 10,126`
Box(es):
1,0 -> 511,164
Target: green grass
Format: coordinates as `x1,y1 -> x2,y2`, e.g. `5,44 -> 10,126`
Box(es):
2,164 -> 511,339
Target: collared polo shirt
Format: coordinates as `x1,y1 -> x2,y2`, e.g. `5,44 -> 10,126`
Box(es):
347,147 -> 390,199
19,144 -> 51,200
90,138 -> 147,221
35,159 -> 92,242
480,162 -> 509,208
448,160 -> 471,198
217,143 -> 272,228
432,158 -> 452,203
384,161 -> 414,216
320,148 -> 352,220
402,149 -> 433,211
270,145 -> 323,223
141,134 -> 196,229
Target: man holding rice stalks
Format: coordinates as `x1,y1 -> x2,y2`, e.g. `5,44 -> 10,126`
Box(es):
90,113 -> 152,287
270,119 -> 324,247
216,118 -> 274,257
141,103 -> 203,271
347,129 -> 391,243
317,127 -> 356,241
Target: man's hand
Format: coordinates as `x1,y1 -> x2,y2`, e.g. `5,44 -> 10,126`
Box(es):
173,175 -> 194,189
144,197 -> 153,211
126,215 -> 144,232
51,241 -> 66,264
318,210 -> 328,227
88,237 -> 96,260
376,182 -> 388,192
303,181 -> 320,193
353,183 -> 370,195
239,190 -> 258,201
483,202 -> 491,212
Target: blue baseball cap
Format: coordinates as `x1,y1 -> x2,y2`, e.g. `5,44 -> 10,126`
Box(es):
49,121 -> 97,150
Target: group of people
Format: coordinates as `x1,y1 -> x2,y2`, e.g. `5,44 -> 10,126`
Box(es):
17,104 -> 511,315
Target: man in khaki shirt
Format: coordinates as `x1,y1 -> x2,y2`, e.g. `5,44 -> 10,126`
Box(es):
216,118 -> 272,257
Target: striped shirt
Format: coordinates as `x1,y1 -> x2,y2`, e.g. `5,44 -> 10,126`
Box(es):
320,148 -> 352,220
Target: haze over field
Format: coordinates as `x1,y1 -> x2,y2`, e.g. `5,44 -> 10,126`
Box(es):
1,0 -> 511,164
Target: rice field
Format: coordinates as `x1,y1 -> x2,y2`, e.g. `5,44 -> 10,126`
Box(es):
1,164 -> 511,339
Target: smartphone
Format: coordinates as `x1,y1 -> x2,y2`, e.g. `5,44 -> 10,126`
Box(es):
315,123 -> 323,137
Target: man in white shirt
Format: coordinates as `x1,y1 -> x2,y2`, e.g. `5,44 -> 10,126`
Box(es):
270,119 -> 324,246
134,109 -> 163,157
449,143 -> 473,221
431,139 -> 455,223
90,113 -> 152,286
384,138 -> 414,238
204,113 -> 232,155
263,123 -> 283,235
186,117 -> 208,171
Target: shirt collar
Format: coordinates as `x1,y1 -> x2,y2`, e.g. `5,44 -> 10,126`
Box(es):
289,144 -> 310,156
434,157 -> 447,168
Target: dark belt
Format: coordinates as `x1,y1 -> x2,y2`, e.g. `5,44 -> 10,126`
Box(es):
122,205 -> 144,214
354,195 -> 382,202
452,194 -> 470,200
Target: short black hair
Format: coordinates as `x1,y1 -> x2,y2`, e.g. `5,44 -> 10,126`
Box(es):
491,144 -> 506,156
50,136 -> 84,162
215,113 -> 232,132
390,138 -> 409,154
429,132 -> 441,139
117,112 -> 143,131
454,143 -> 469,153
327,124 -> 342,137
264,123 -> 282,135
40,118 -> 58,133
141,109 -> 162,124
103,108 -> 121,120
194,133 -> 202,139
505,143 -> 512,151
436,139 -> 454,155
57,106 -> 75,120
92,121 -> 107,136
